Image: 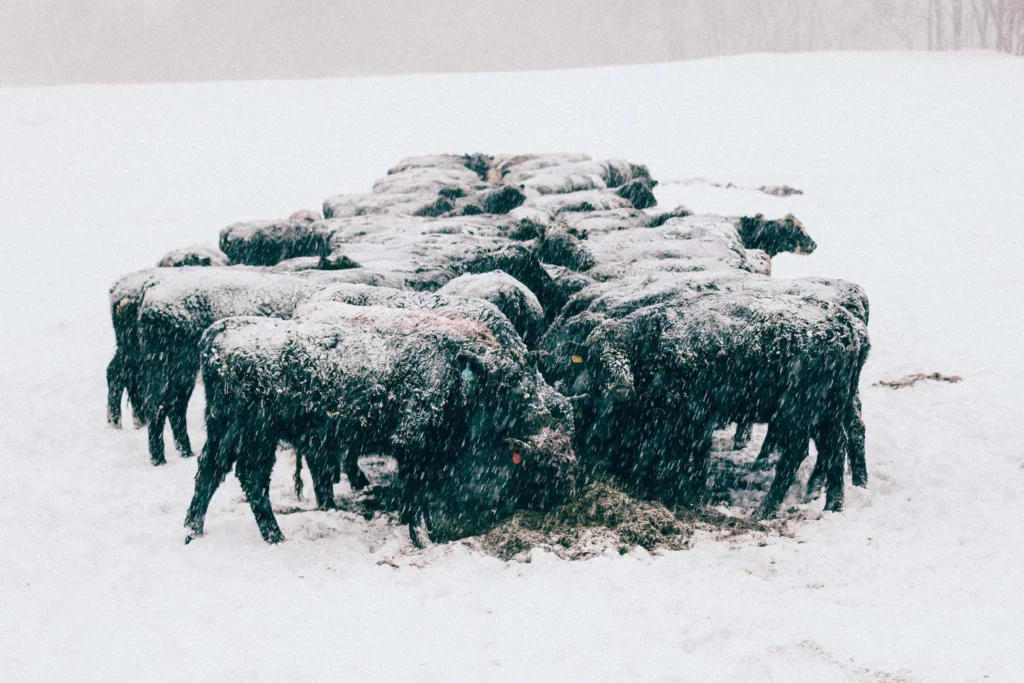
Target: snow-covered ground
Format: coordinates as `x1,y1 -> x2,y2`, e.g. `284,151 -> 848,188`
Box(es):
2,52 -> 1022,681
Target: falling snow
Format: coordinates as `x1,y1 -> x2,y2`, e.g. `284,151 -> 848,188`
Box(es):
1,52 -> 1023,682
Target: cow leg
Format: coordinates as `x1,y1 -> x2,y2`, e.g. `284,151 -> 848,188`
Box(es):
128,383 -> 146,428
756,428 -> 809,519
106,354 -> 125,428
847,393 -> 868,488
805,424 -> 826,497
675,427 -> 713,504
395,452 -> 430,528
408,510 -> 433,548
168,390 -> 193,458
344,452 -> 370,491
235,436 -> 283,544
303,449 -> 338,511
184,451 -> 231,543
646,422 -> 711,505
816,418 -> 848,513
147,409 -> 167,466
414,485 -> 468,547
753,423 -> 780,467
407,465 -> 443,548
629,423 -> 665,499
124,367 -> 147,428
293,450 -> 304,500
732,421 -> 753,450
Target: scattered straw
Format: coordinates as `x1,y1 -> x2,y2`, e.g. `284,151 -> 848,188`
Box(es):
475,482 -> 769,562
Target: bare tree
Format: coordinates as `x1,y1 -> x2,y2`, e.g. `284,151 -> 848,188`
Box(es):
952,0 -> 964,47
971,0 -> 991,46
875,0 -> 920,49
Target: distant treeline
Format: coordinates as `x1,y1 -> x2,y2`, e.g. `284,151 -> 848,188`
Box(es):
1,0 -> 1020,86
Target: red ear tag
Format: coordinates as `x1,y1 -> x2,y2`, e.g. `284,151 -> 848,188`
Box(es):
512,452 -> 523,465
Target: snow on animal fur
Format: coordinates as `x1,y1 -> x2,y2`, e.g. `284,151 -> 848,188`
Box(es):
186,315 -> 577,545
105,150 -> 866,546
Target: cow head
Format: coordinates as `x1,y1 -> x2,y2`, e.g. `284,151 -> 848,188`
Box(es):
616,178 -> 658,210
456,348 -> 554,441
424,347 -> 578,540
740,213 -> 817,257
481,185 -> 527,215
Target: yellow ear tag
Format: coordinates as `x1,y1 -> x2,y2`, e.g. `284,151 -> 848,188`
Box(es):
571,355 -> 583,364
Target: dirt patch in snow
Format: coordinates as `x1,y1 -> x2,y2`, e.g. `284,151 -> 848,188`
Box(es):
874,372 -> 962,389
662,177 -> 804,198
758,184 -> 803,197
474,482 -> 771,561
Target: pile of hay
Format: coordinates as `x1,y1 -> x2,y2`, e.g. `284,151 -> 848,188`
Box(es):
475,482 -> 767,561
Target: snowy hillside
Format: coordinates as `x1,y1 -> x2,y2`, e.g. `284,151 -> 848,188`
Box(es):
1,52 -> 1022,681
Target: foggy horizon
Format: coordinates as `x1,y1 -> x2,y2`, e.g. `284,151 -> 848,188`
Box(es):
5,0 -> 1019,87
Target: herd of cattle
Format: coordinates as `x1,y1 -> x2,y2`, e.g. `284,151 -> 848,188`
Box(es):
106,152 -> 870,547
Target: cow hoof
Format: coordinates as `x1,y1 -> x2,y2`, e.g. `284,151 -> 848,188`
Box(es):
151,457 -> 167,467
408,511 -> 433,549
180,450 -> 195,459
262,529 -> 285,545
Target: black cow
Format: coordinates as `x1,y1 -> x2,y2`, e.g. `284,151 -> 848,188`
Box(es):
539,274 -> 869,518
185,317 -> 577,544
133,268 -> 364,464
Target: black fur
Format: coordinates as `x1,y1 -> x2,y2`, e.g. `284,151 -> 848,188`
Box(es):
738,213 -> 817,257
539,274 -> 869,517
185,317 -> 576,544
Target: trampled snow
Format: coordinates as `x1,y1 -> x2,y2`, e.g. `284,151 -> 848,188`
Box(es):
1,52 -> 1022,681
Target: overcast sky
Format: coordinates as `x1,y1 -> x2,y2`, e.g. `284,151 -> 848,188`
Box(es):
1,0 -> 921,87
